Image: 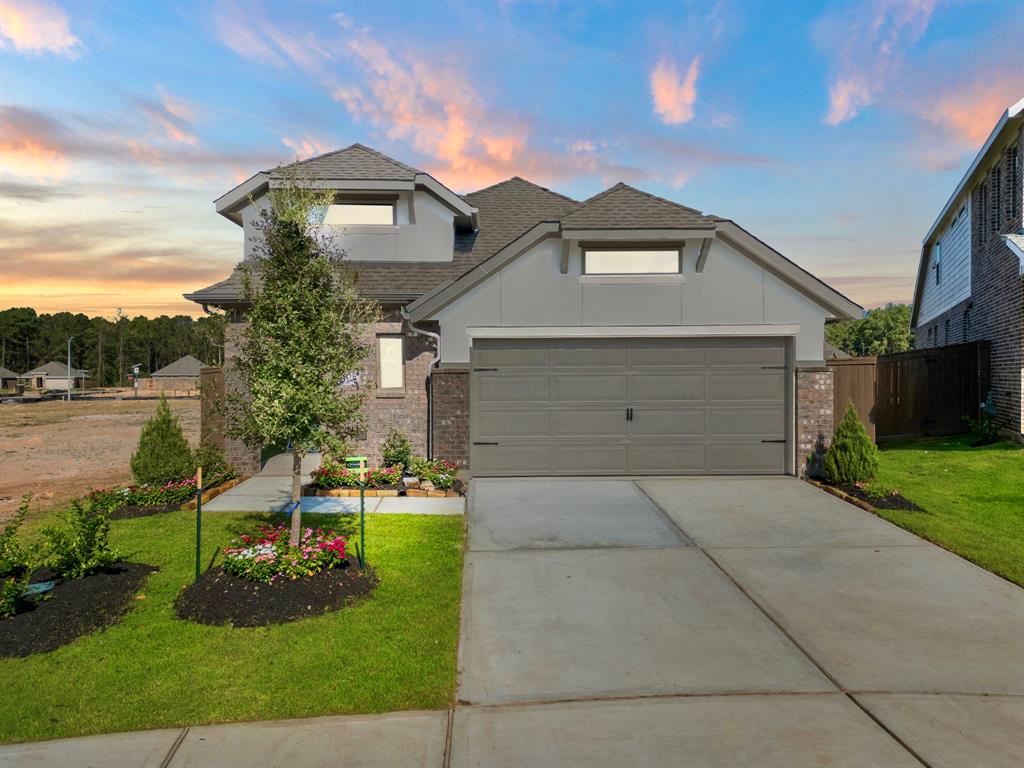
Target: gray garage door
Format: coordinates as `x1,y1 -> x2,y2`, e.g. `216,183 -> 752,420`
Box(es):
470,338 -> 787,475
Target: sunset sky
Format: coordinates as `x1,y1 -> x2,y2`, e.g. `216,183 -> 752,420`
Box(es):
1,0 -> 1021,318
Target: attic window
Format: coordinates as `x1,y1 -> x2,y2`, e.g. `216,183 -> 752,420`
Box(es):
583,248 -> 681,275
315,203 -> 395,226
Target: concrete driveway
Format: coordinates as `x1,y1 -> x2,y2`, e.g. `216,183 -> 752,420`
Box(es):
454,476 -> 1024,767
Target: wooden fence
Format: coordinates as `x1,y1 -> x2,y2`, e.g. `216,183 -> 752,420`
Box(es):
827,341 -> 990,443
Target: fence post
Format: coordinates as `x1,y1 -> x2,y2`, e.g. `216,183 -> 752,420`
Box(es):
194,466 -> 203,582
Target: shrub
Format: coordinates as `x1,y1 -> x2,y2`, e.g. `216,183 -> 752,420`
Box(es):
41,500 -> 120,580
87,477 -> 197,514
366,465 -> 402,488
222,524 -> 348,583
0,576 -> 25,620
823,401 -> 879,485
0,495 -> 31,579
192,443 -> 236,488
379,428 -> 412,471
409,457 -> 458,490
131,393 -> 193,485
311,458 -> 361,489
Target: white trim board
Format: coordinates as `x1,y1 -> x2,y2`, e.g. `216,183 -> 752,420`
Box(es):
466,324 -> 800,340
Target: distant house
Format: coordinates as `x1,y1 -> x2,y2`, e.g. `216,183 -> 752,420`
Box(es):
910,98 -> 1023,437
140,354 -> 206,394
20,361 -> 90,391
0,366 -> 20,389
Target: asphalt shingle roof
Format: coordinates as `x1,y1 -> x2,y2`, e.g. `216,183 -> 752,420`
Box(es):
23,361 -> 87,378
151,355 -> 205,377
0,366 -> 19,378
559,183 -> 716,230
266,144 -> 421,181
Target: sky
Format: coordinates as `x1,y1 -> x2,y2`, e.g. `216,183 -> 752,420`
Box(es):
0,0 -> 1021,319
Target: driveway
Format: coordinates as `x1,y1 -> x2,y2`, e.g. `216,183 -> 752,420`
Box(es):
454,476 -> 1024,767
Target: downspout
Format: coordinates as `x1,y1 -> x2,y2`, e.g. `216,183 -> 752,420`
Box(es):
401,308 -> 441,460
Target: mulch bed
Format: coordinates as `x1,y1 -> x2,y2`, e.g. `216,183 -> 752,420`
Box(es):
825,482 -> 924,512
108,502 -> 183,520
174,564 -> 378,628
0,563 -> 156,658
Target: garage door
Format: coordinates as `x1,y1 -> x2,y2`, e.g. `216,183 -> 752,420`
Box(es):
470,338 -> 787,475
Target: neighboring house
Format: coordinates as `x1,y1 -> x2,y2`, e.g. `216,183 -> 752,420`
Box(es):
139,354 -> 205,393
911,98 -> 1024,437
187,144 -> 861,477
0,367 -> 20,389
20,361 -> 90,390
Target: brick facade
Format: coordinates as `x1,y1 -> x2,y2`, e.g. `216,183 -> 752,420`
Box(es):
915,123 -> 1023,436
796,366 -> 834,477
431,368 -> 470,466
222,322 -> 262,476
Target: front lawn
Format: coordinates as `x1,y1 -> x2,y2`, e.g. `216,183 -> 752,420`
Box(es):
866,435 -> 1024,586
0,510 -> 464,744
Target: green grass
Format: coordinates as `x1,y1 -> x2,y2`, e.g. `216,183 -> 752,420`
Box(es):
0,511 -> 464,744
866,434 -> 1024,586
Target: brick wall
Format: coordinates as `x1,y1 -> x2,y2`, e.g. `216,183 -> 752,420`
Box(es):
222,322 -> 261,476
796,366 -> 834,477
432,368 -> 470,466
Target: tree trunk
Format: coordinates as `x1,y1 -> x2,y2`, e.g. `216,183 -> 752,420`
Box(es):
289,449 -> 303,546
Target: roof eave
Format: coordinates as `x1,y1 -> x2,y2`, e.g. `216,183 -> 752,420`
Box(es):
214,172 -> 270,226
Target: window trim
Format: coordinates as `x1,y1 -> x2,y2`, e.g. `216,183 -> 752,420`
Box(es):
581,244 -> 683,276
377,334 -> 405,391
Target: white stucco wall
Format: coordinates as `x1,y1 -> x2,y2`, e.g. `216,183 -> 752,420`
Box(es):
434,237 -> 829,363
917,200 -> 972,325
240,189 -> 454,263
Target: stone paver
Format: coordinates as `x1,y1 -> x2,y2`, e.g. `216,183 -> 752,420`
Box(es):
458,546 -> 833,704
0,728 -> 181,768
167,711 -> 447,768
639,476 -> 925,548
709,543 -> 1024,693
853,693 -> 1024,768
469,478 -> 688,551
450,694 -> 921,768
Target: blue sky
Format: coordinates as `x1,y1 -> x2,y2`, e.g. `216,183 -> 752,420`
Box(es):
1,0 -> 1021,316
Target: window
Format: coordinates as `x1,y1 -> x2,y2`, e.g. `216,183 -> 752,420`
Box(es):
378,336 -> 404,390
978,180 -> 988,243
313,202 -> 395,227
582,248 -> 681,275
944,318 -> 950,344
963,309 -> 970,342
993,166 -> 1002,232
1010,144 -> 1020,221
933,239 -> 942,284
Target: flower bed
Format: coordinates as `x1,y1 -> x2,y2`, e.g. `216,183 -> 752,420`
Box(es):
309,457 -> 462,496
222,524 -> 349,583
86,467 -> 238,520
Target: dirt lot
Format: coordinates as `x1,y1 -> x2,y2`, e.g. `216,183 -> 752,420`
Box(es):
0,398 -> 199,521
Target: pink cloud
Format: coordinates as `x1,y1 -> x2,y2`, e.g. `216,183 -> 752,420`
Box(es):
650,56 -> 700,125
0,0 -> 79,57
912,70 -> 1022,149
281,136 -> 331,160
817,0 -> 936,125
138,88 -> 199,146
211,1 -> 331,74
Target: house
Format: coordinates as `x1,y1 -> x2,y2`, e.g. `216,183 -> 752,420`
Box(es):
187,144 -> 861,477
20,361 -> 90,391
139,354 -> 205,394
0,366 -> 19,389
910,98 -> 1024,438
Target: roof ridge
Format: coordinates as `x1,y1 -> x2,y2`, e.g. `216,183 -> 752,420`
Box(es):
571,181 -> 705,217
266,143 -> 423,175
466,176 -> 579,205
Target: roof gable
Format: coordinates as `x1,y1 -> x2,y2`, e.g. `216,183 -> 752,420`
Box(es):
266,143 -> 421,181
559,183 -> 715,231
152,355 -> 205,377
24,361 -> 87,377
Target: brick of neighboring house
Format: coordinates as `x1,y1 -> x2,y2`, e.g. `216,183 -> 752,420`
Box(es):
432,368 -> 470,466
796,365 -> 834,477
916,124 -> 1024,435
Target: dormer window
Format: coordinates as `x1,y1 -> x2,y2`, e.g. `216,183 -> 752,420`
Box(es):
312,200 -> 396,227
582,247 -> 682,275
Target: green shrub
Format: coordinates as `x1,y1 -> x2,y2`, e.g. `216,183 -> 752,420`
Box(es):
823,401 -> 879,485
380,428 -> 413,471
192,442 -> 236,488
0,576 -> 25,619
130,393 -> 193,485
0,495 -> 31,579
41,500 -> 120,580
408,457 -> 458,490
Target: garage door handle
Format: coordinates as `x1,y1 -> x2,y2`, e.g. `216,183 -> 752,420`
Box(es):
473,441 -> 499,446
473,368 -> 499,372
761,439 -> 786,443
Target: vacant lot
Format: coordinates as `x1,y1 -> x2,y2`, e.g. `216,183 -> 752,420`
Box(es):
0,398 -> 199,521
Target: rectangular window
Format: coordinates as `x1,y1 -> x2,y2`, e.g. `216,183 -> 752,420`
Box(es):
378,336 -> 404,390
979,181 -> 988,243
319,203 -> 395,226
583,248 -> 681,275
933,239 -> 942,284
993,167 -> 1002,232
1010,145 -> 1020,222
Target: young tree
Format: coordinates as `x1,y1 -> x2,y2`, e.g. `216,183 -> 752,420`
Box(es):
131,393 -> 194,485
227,176 -> 379,545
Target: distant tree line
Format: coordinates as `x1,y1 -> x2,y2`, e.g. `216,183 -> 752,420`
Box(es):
0,307 -> 226,386
825,303 -> 914,357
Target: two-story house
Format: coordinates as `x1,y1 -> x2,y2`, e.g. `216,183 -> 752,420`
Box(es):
187,144 -> 861,477
911,98 -> 1024,438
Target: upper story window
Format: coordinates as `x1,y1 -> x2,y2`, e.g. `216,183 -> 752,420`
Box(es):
1010,144 -> 1020,220
933,239 -> 942,285
582,248 -> 682,275
313,202 -> 395,227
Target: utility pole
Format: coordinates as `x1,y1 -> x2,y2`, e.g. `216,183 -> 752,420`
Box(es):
66,335 -> 75,402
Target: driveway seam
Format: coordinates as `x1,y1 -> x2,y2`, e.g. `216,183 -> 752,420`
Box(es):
635,481 -> 935,768
157,726 -> 189,768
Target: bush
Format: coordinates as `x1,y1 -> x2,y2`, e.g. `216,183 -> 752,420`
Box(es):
131,393 -> 193,485
87,477 -> 197,514
222,524 -> 348,583
409,457 -> 458,490
823,401 -> 879,485
0,495 -> 31,579
41,500 -> 120,580
0,577 -> 25,620
366,465 -> 402,488
379,428 -> 412,471
311,458 -> 361,489
192,443 -> 236,488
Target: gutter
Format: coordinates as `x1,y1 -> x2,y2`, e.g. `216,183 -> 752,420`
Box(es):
401,307 -> 442,459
